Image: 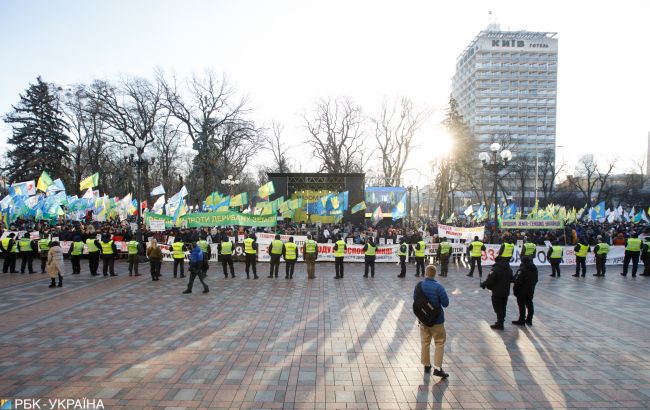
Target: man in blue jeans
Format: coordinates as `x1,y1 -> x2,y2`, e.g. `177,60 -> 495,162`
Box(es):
414,265 -> 450,377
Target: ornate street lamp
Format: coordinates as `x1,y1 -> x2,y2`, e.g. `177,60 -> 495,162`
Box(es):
479,142 -> 513,234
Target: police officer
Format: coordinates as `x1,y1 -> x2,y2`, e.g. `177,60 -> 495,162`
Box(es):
522,236 -> 537,260
172,237 -> 186,278
68,236 -> 85,275
640,236 -> 650,276
126,235 -> 141,276
333,234 -> 346,279
414,235 -> 426,277
218,235 -> 235,278
100,233 -> 118,277
363,236 -> 376,278
1,233 -> 18,273
283,236 -> 298,279
267,234 -> 283,278
19,232 -> 36,274
437,237 -> 452,277
196,234 -> 211,277
497,237 -> 515,263
85,234 -> 101,276
303,234 -> 318,279
38,233 -> 51,274
621,232 -> 642,277
573,238 -> 589,277
466,235 -> 486,277
397,237 -> 408,278
547,240 -> 563,277
243,233 -> 259,279
593,235 -> 609,277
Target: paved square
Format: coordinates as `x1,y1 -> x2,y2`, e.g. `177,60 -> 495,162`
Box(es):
1,259 -> 649,409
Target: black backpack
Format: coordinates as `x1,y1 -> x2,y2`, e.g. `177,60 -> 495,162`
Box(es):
413,282 -> 442,326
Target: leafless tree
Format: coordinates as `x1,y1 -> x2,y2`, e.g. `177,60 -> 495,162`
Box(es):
302,97 -> 367,173
567,156 -> 617,206
263,122 -> 292,173
150,113 -> 182,195
538,148 -> 566,202
371,97 -> 430,186
511,154 -> 532,208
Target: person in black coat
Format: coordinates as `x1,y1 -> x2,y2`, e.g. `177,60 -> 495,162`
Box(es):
481,259 -> 513,330
512,256 -> 538,326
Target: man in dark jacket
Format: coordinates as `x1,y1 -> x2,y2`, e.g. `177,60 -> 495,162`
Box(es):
481,259 -> 513,330
512,256 -> 538,326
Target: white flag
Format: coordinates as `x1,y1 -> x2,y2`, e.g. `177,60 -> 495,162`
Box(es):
178,185 -> 188,198
464,205 -> 473,216
150,184 -> 165,196
152,195 -> 165,212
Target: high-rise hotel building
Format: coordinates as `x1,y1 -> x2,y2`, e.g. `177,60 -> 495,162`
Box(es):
452,24 -> 558,205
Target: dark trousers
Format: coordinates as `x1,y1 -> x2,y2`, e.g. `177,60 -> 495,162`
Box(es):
88,252 -> 99,275
334,257 -> 344,278
20,252 -> 34,273
128,254 -> 139,275
173,258 -> 185,277
41,254 -> 48,273
491,295 -> 508,325
595,255 -> 607,276
399,255 -> 406,276
245,253 -> 257,278
269,254 -> 281,277
516,293 -> 534,322
285,260 -> 296,278
102,255 -> 115,276
415,256 -> 425,276
440,256 -> 449,276
150,259 -> 161,279
71,255 -> 81,274
202,254 -> 209,275
468,256 -> 482,276
221,255 -> 235,277
550,259 -> 561,276
643,254 -> 650,275
622,251 -> 640,276
187,265 -> 209,291
2,253 -> 17,273
364,255 -> 375,277
575,256 -> 586,276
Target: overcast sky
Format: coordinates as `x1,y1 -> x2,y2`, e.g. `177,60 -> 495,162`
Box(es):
1,0 -> 649,186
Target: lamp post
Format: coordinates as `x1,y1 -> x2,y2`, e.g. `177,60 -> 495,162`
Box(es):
479,142 -> 513,235
406,185 -> 414,227
125,142 -> 155,243
221,174 -> 240,195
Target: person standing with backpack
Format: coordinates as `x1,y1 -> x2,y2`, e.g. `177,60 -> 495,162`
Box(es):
183,243 -> 209,294
413,265 -> 450,378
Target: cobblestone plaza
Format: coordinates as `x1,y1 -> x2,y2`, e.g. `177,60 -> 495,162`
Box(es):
0,260 -> 649,409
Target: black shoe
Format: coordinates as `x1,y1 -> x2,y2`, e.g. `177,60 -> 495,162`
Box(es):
363,275 -> 368,278
232,274 -> 236,278
593,274 -> 600,276
512,320 -> 526,326
433,368 -> 449,378
572,274 -> 579,277
104,274 -> 108,277
268,275 -> 274,278
549,274 -> 556,277
275,275 -> 278,278
424,365 -> 431,374
254,275 -> 259,279
415,274 -> 420,277
135,273 -> 142,276
334,276 -> 340,279
466,273 -> 473,277
620,273 -> 627,276
48,284 -> 56,288
182,289 -> 191,294
180,274 -> 185,278
285,275 -> 289,279
57,283 -> 62,287
632,274 -> 637,278
490,323 -> 504,330
525,319 -> 533,326
371,275 -> 374,278
203,288 -> 209,293
110,274 -> 118,277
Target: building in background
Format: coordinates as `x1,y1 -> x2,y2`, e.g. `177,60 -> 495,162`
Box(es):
452,23 -> 558,209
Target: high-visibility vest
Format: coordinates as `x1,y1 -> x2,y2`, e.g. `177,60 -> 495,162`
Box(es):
221,241 -> 233,255
415,240 -> 426,257
39,239 -> 51,252
626,238 -> 642,252
523,242 -> 536,257
365,243 -> 376,256
171,242 -> 185,259
244,238 -> 256,254
284,242 -> 297,260
270,239 -> 284,255
71,241 -> 85,256
18,238 -> 32,252
86,238 -> 98,253
470,241 -> 483,258
501,243 -> 514,258
596,242 -> 609,255
197,240 -> 209,253
127,240 -> 139,255
101,240 -> 114,255
576,243 -> 589,258
550,245 -> 563,259
397,244 -> 407,256
305,239 -> 317,254
439,242 -> 451,255
2,238 -> 14,253
334,240 -> 346,257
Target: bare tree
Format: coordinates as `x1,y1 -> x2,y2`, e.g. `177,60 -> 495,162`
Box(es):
302,97 -> 367,173
263,122 -> 292,173
511,154 -> 532,208
567,156 -> 617,206
371,97 -> 430,186
150,113 -> 182,195
538,148 -> 566,202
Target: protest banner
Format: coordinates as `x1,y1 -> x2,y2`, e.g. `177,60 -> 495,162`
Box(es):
181,211 -> 277,227
436,224 -> 485,241
499,219 -> 564,229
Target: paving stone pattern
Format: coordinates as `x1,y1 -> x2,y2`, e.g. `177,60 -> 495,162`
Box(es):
0,259 -> 649,409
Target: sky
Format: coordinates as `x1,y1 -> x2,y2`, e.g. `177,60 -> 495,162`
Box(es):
1,0 -> 649,187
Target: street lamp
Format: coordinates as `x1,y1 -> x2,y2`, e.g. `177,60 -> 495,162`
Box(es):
406,185 -> 414,227
479,142 -> 513,235
126,142 -> 155,243
221,174 -> 240,195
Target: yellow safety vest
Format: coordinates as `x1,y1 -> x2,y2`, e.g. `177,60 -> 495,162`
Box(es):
626,238 -> 642,252
86,238 -> 99,253
172,242 -> 185,259
365,243 -> 376,256
415,240 -> 426,257
39,239 -> 51,252
501,243 -> 514,258
596,242 -> 609,255
244,238 -> 256,254
71,241 -> 85,256
397,244 -> 407,256
271,239 -> 284,255
523,242 -> 536,256
101,240 -> 114,255
334,240 -> 346,257
197,240 -> 209,253
221,241 -> 233,255
305,239 -> 317,254
127,240 -> 139,255
470,241 -> 483,258
2,238 -> 13,253
439,242 -> 451,255
576,243 -> 589,258
550,245 -> 563,259
284,242 -> 297,260
18,238 -> 32,252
